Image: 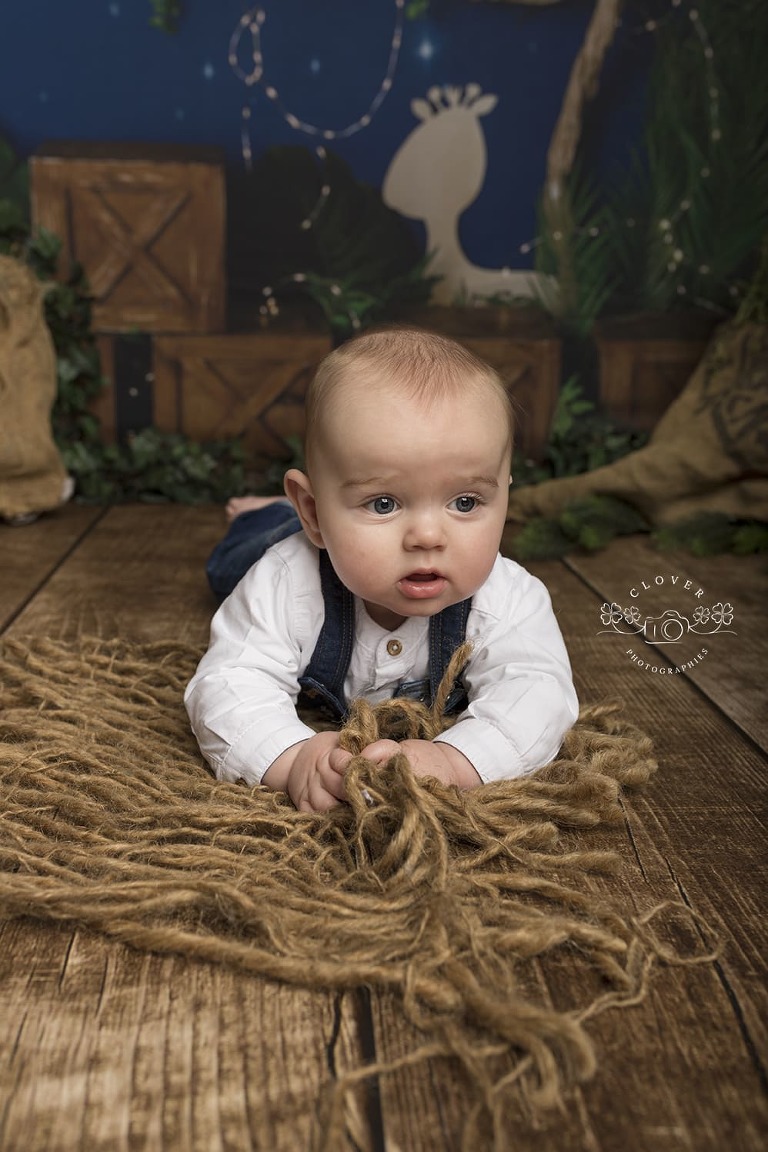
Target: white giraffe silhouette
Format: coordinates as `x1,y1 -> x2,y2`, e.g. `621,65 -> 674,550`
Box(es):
383,84 -> 556,307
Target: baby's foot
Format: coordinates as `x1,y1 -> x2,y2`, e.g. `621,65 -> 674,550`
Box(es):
226,495 -> 291,522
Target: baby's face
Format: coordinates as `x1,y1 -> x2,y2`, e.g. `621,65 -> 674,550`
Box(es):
307,379 -> 512,630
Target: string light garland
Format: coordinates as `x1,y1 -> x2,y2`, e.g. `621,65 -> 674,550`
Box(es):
229,0 -> 741,327
648,3 -> 724,302
517,0 -> 738,311
228,0 -> 406,327
229,0 -> 405,150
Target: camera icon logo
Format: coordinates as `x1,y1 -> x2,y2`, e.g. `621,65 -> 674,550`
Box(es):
641,609 -> 688,643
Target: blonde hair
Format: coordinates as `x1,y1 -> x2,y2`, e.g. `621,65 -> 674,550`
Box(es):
304,326 -> 515,470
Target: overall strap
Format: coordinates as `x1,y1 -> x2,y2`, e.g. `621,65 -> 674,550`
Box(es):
297,550 -> 354,720
428,596 -> 472,714
298,550 -> 472,721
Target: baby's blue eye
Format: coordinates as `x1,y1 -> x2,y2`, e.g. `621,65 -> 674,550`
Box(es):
453,495 -> 478,513
369,495 -> 398,515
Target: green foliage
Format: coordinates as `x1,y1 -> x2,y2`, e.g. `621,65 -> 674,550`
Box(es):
149,1 -> 182,32
652,513 -> 768,557
512,504 -> 768,562
560,496 -> 648,548
245,147 -> 437,337
534,166 -> 616,339
511,496 -> 648,562
290,259 -> 436,340
606,0 -> 767,316
1,191 -> 245,505
536,0 -> 768,331
514,377 -> 648,484
732,522 -> 768,556
17,229 -> 110,453
0,137 -> 30,237
64,429 -> 245,505
508,518 -> 573,562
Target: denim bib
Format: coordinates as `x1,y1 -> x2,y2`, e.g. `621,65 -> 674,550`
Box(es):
298,550 -> 471,722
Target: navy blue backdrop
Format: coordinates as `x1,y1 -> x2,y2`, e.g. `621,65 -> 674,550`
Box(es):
0,1 -> 652,275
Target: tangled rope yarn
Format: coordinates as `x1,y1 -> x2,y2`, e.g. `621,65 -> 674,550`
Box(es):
0,635 -> 718,1151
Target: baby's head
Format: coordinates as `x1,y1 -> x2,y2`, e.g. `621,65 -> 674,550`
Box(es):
285,326 -> 515,629
303,326 -> 514,475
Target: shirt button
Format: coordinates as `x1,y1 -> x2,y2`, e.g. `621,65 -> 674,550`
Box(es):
386,639 -> 403,657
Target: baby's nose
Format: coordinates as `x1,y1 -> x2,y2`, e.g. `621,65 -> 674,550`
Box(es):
404,511 -> 446,549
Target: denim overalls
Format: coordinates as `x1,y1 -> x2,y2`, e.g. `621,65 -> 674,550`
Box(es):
206,504 -> 470,722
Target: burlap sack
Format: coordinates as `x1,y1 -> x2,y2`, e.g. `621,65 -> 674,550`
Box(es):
507,321 -> 768,527
0,254 -> 70,521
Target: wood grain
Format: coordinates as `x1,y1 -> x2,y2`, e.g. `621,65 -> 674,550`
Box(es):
0,919 -> 370,1152
371,553 -> 768,1152
0,505 -> 104,633
30,145 -> 226,334
2,510 -> 766,1152
5,504 -> 223,645
563,536 -> 768,751
1,504 -> 380,1152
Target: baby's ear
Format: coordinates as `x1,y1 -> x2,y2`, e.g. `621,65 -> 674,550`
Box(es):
284,469 -> 324,547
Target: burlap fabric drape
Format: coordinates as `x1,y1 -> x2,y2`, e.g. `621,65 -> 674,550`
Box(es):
0,255 -> 70,521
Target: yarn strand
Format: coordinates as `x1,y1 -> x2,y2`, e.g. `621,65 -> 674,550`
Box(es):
0,635 -> 718,1150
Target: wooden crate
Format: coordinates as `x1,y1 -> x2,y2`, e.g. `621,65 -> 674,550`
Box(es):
595,313 -> 719,431
152,319 -> 559,465
30,142 -> 226,334
152,332 -> 332,466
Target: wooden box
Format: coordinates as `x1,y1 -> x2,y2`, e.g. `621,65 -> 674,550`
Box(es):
152,332 -> 333,467
30,142 -> 226,334
149,305 -> 559,468
595,313 -> 719,432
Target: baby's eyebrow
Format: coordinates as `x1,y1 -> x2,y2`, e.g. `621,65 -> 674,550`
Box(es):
464,476 -> 499,488
342,474 -> 500,490
341,476 -> 391,490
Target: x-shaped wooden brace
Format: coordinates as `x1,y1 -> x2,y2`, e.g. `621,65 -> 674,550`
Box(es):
77,185 -> 192,305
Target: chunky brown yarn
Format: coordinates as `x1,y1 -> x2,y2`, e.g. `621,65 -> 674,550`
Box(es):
0,635 -> 717,1150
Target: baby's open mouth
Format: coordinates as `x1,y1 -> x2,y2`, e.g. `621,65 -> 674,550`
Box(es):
398,571 -> 448,599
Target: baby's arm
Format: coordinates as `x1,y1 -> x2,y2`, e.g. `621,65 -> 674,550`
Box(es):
186,544 -> 329,792
432,561 -> 579,783
262,732 -> 352,813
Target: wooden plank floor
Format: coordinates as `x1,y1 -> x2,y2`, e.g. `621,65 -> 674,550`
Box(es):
1,504 -> 766,1152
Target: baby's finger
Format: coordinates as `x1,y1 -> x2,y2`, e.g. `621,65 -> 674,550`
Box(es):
306,781 -> 343,812
328,747 -> 353,775
359,739 -> 401,764
319,764 -> 349,801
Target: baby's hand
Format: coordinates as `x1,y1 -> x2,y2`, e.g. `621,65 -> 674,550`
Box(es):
359,738 -> 481,790
263,731 -> 352,813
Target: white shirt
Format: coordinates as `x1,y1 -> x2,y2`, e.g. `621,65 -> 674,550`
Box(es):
185,532 -> 578,785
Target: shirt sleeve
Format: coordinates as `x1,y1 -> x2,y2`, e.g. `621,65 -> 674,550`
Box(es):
184,539 -> 321,786
434,557 -> 579,782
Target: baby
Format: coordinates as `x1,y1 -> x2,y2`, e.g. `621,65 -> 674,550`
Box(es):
185,326 -> 578,811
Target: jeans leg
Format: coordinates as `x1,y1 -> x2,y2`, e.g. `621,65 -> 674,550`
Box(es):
206,502 -> 302,602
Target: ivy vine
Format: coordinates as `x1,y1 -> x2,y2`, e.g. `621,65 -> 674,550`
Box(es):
149,1 -> 182,33
0,153 -> 245,505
